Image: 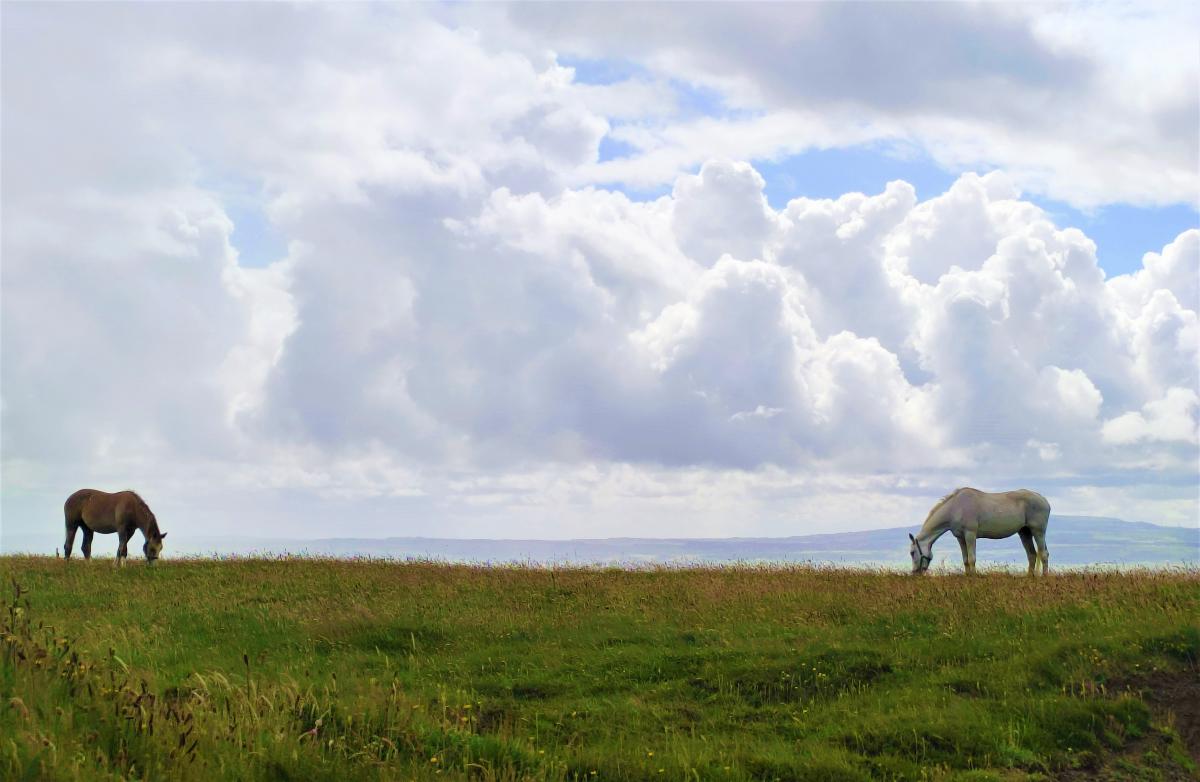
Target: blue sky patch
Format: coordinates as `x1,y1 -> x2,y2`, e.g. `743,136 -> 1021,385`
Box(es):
1030,199 -> 1198,279
228,202 -> 289,269
668,78 -> 733,119
598,133 -> 638,163
558,54 -> 648,85
200,173 -> 289,269
755,145 -> 958,206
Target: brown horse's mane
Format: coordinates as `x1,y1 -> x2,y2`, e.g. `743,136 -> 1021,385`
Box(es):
923,487 -> 965,525
127,491 -> 160,536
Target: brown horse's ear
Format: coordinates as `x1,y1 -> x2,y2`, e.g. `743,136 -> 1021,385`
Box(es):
160,532 -> 167,540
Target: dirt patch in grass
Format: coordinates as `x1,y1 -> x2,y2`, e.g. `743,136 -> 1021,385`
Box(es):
1056,668 -> 1200,781
1114,668 -> 1200,763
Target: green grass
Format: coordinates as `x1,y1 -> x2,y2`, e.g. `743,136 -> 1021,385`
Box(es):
2,557 -> 1197,781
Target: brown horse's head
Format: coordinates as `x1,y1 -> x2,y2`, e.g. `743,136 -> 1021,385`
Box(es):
130,494 -> 167,562
143,531 -> 167,562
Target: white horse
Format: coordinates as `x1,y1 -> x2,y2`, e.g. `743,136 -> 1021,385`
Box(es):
909,488 -> 1051,576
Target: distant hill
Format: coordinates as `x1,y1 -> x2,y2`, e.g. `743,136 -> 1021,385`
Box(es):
4,515 -> 1196,568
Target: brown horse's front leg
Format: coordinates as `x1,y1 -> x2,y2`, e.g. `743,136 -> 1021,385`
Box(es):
116,529 -> 130,567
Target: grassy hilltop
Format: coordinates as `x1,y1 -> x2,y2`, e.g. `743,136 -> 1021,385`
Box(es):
1,558 -> 1197,781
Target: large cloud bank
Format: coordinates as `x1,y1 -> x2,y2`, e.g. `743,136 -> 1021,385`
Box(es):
2,4 -> 1197,537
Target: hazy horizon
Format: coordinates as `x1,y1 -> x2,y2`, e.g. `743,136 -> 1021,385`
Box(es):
5,516 -> 1196,572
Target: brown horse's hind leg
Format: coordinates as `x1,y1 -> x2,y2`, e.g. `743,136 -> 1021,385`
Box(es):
81,526 -> 94,560
64,521 -> 78,559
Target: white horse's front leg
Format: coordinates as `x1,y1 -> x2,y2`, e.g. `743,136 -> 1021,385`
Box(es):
962,530 -> 977,575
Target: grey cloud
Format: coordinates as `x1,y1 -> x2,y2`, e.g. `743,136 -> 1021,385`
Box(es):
503,2 -> 1093,119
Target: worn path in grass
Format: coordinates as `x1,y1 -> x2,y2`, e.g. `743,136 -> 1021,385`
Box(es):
2,557 -> 1197,781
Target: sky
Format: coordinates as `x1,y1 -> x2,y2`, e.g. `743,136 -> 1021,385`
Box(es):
2,1 -> 1198,545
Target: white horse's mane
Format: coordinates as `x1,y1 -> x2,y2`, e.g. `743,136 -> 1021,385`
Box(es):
923,487 -> 965,525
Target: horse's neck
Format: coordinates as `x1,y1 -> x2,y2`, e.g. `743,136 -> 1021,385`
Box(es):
135,505 -> 158,537
917,519 -> 952,547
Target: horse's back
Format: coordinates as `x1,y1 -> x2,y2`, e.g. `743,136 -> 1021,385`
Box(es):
958,488 -> 1049,537
64,488 -> 128,533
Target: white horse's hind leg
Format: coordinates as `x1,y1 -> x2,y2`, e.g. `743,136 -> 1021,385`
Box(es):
1018,529 -> 1037,576
1033,530 -> 1049,575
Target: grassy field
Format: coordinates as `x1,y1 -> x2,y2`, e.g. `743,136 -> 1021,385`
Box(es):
1,557 -> 1197,781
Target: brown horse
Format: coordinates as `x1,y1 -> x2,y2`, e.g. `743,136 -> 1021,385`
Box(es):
64,489 -> 167,565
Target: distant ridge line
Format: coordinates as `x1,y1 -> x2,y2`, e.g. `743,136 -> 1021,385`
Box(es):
321,515 -> 1173,545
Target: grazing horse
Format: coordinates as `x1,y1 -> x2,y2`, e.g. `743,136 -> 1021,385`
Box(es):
64,489 -> 167,565
908,488 -> 1050,576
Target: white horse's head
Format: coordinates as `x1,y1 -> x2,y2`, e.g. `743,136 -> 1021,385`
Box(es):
908,533 -> 931,574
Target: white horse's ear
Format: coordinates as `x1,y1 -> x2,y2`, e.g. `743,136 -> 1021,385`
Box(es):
908,533 -> 915,543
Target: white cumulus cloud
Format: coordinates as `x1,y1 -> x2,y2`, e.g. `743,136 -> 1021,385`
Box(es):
2,2 -> 1196,540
